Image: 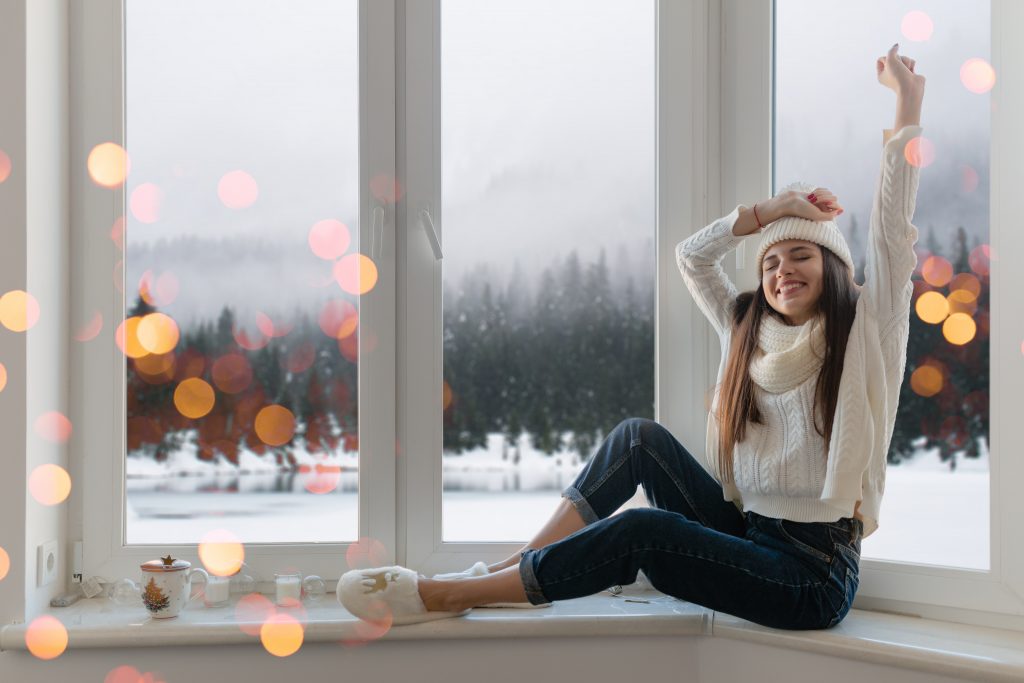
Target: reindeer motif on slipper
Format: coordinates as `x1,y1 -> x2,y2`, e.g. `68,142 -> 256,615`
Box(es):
360,569 -> 399,594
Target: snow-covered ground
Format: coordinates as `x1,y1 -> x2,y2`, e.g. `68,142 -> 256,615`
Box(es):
126,432 -> 990,570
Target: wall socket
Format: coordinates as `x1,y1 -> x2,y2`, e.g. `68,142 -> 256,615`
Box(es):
37,540 -> 58,587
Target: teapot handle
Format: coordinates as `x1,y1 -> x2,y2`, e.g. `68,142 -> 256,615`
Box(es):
188,567 -> 210,601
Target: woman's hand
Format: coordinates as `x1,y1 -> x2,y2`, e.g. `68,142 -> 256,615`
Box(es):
775,188 -> 844,222
734,188 -> 843,237
877,43 -> 925,98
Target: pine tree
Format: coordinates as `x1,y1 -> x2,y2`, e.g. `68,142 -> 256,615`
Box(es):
142,577 -> 170,613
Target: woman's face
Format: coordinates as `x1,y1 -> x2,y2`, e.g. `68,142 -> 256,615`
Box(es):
761,239 -> 824,326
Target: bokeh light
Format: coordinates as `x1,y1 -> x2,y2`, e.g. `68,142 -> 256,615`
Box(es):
87,142 -> 130,189
255,405 -> 296,446
943,312 -> 977,345
137,313 -> 180,355
256,312 -> 294,338
129,183 -> 163,223
904,136 -> 935,169
302,457 -> 341,495
218,170 -> 258,209
947,290 -> 978,317
960,58 -> 996,94
318,300 -> 358,339
28,464 -> 72,505
116,316 -> 149,359
235,592 -> 276,636
969,244 -> 991,277
74,310 -> 103,342
0,546 -> 9,581
212,353 -> 253,394
105,665 -> 144,683
948,273 -> 981,301
915,290 -> 949,324
34,411 -> 73,444
910,365 -> 943,397
0,362 -> 6,393
961,165 -> 980,193
443,380 -> 453,411
338,333 -> 358,363
0,289 -> 41,332
134,352 -> 176,384
370,173 -> 402,202
110,216 -> 125,251
174,377 -> 216,419
921,255 -> 953,287
25,615 -> 68,660
0,149 -> 11,183
309,219 -> 352,260
198,529 -> 245,576
334,253 -> 379,295
233,320 -> 271,351
345,537 -> 387,569
341,600 -> 392,646
139,270 -> 180,307
260,613 -> 304,657
284,341 -> 316,374
900,10 -> 933,41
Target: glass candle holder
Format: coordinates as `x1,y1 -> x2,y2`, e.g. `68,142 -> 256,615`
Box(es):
274,572 -> 302,607
204,575 -> 231,607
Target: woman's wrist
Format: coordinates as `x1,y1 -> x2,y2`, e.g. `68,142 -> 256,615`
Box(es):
894,87 -> 924,130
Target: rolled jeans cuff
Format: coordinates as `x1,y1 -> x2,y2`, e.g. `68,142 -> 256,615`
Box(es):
562,486 -> 600,525
518,549 -> 551,605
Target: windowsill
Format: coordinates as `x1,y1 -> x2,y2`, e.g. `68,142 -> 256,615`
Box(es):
3,587 -> 1024,682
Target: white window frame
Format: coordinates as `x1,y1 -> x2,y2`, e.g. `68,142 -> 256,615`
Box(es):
68,0 -> 1024,632
722,0 -> 1024,628
72,0 -> 398,581
400,0 -> 721,573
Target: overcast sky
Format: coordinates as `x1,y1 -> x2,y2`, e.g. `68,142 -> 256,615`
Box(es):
125,0 -> 988,326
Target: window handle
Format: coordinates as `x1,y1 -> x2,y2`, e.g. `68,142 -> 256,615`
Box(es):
420,208 -> 443,260
370,204 -> 385,261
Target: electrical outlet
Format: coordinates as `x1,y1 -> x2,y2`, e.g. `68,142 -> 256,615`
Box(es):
37,540 -> 58,587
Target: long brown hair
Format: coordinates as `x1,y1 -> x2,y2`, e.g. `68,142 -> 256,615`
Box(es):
712,246 -> 859,483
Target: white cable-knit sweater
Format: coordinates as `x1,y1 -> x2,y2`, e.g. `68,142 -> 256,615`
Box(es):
675,125 -> 923,539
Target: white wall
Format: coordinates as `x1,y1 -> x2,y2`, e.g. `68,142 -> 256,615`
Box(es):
0,637 -> 976,683
0,0 -> 30,628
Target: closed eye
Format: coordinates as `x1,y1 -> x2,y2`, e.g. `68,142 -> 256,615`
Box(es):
764,256 -> 809,272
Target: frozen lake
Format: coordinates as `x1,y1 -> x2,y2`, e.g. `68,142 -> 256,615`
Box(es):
126,435 -> 991,571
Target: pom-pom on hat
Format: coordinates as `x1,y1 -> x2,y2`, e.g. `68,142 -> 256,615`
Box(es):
755,181 -> 856,278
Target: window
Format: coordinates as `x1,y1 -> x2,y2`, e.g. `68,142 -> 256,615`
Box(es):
123,0 -> 361,545
775,0 -> 991,571
78,0 -> 395,580
439,0 -> 656,542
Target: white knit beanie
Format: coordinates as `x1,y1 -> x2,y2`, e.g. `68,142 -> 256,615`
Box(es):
755,181 -> 855,278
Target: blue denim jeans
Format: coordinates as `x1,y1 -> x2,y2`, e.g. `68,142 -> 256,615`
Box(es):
518,418 -> 863,630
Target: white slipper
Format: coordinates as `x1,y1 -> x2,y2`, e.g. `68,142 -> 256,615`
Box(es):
337,566 -> 470,626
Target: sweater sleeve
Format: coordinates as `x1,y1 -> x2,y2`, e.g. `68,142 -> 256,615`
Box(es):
862,125 -> 923,335
675,206 -> 748,338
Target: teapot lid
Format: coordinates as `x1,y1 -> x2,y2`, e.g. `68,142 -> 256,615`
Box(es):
141,554 -> 191,572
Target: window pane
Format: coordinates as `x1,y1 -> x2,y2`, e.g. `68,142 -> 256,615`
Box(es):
441,0 -> 656,541
775,1 -> 991,569
124,0 -> 360,544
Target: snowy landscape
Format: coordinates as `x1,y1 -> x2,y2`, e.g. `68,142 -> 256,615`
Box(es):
126,432 -> 990,571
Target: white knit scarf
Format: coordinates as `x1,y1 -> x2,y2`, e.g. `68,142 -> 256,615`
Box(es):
748,313 -> 826,394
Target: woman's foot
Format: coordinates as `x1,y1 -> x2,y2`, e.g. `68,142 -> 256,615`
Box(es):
337,566 -> 470,625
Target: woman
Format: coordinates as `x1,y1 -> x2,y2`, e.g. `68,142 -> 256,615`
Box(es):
338,44 -> 925,631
